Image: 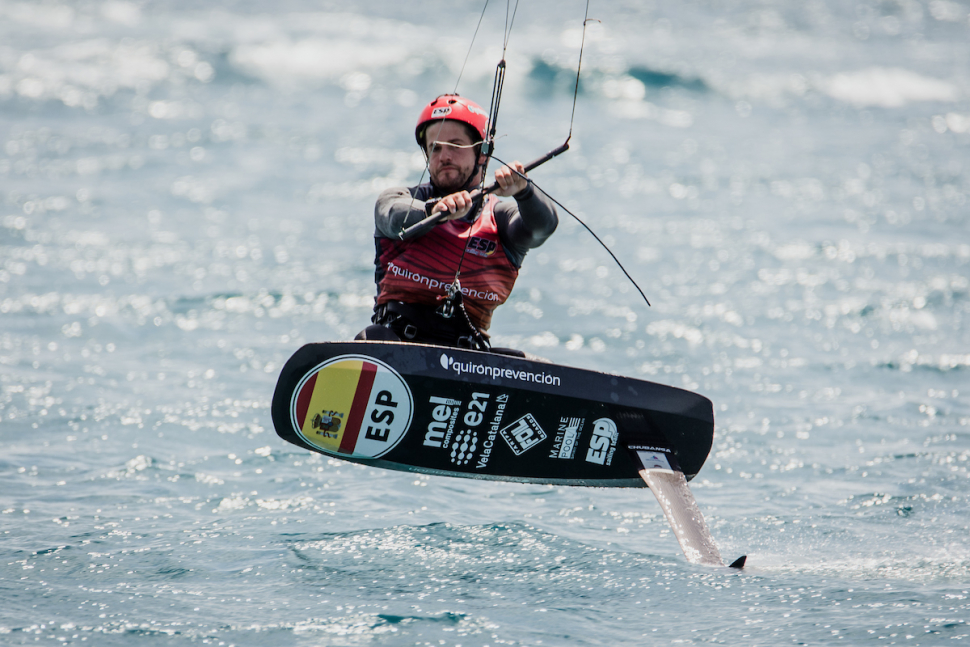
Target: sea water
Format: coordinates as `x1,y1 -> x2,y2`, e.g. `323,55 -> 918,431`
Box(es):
2,1 -> 969,644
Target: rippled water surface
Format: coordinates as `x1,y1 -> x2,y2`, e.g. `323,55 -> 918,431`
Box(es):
2,0 -> 969,645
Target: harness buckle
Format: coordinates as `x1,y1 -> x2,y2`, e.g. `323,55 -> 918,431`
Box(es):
371,303 -> 386,325
436,300 -> 454,319
436,280 -> 461,319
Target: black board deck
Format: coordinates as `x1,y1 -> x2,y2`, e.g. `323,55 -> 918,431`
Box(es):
271,341 -> 715,487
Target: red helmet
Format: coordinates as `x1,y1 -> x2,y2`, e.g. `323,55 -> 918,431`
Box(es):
415,94 -> 489,150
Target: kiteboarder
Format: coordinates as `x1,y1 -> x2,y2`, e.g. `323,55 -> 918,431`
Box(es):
356,94 -> 558,350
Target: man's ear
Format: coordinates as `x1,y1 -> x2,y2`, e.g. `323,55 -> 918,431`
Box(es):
478,154 -> 487,165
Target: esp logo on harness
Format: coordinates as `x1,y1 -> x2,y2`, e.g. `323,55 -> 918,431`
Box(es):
466,236 -> 497,257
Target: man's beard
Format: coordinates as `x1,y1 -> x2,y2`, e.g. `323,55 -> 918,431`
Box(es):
430,164 -> 477,195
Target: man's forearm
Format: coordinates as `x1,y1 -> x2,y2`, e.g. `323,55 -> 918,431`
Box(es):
375,188 -> 430,239
509,184 -> 559,247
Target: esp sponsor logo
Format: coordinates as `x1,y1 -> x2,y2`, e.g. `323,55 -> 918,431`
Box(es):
499,414 -> 546,455
585,417 -> 618,466
431,106 -> 452,118
466,236 -> 497,257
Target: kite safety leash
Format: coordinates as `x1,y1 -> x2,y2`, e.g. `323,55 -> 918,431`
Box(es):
490,154 -> 652,308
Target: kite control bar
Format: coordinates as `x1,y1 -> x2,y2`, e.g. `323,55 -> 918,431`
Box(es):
398,142 -> 569,239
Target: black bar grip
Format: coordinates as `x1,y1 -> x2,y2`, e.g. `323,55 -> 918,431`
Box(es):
479,142 -> 570,196
398,142 -> 570,239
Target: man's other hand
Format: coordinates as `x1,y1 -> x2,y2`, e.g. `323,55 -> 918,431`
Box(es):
493,161 -> 528,197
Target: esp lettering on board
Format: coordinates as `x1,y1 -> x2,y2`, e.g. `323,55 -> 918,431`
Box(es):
365,390 -> 398,442
585,418 -> 618,466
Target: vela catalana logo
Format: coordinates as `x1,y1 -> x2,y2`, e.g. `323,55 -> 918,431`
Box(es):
290,355 -> 413,459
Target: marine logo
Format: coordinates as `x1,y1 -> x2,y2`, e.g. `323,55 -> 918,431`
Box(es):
551,417 -> 583,460
290,355 -> 413,459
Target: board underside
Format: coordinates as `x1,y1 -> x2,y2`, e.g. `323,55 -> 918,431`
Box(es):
271,341 -> 715,487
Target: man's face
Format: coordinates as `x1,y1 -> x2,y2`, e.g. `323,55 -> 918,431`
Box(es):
425,120 -> 483,194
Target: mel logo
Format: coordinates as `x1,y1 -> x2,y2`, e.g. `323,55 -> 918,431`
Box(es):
424,395 -> 460,448
585,417 -> 618,466
499,414 -> 547,456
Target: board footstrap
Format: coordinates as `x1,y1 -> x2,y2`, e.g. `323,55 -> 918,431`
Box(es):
637,459 -> 724,567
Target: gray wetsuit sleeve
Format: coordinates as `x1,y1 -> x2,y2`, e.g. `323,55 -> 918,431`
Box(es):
374,186 -> 435,239
495,184 -> 559,268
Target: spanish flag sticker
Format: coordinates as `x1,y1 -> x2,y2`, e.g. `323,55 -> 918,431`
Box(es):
290,355 -> 413,459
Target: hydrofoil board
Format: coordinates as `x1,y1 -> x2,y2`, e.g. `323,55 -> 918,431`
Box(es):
271,341 -> 740,567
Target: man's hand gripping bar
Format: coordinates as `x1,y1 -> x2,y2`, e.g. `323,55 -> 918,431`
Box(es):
398,142 -> 569,239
